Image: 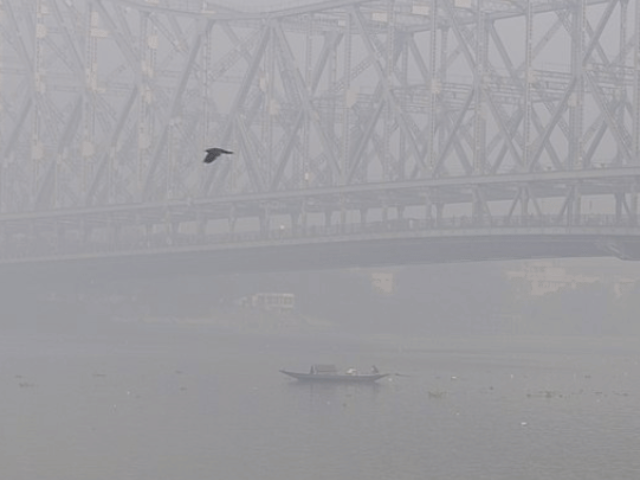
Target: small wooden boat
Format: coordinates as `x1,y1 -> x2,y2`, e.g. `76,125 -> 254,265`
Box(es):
279,364 -> 389,383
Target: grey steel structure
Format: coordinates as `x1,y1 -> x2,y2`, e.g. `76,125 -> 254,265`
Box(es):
2,0 -> 640,275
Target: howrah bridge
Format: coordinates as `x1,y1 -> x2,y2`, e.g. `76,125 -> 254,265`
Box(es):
2,0 -> 640,282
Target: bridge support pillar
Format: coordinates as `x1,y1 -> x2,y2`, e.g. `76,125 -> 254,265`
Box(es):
520,188 -> 530,219
360,208 -> 367,223
573,183 -> 582,226
339,195 -> 347,233
228,215 -> 237,234
424,195 -> 433,227
144,224 -> 152,247
613,191 -> 639,226
615,193 -> 626,225
472,202 -> 484,227
324,209 -> 332,229
196,217 -> 206,240
259,212 -> 270,238
296,203 -> 308,236
630,179 -> 639,226
435,203 -> 444,227
381,196 -> 389,223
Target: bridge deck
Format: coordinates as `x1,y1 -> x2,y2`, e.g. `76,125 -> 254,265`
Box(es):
3,215 -> 639,285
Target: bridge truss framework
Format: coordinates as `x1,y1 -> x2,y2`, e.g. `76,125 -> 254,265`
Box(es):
2,0 -> 640,266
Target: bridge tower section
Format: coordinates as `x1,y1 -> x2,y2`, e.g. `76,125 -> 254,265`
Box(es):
1,1 -> 640,265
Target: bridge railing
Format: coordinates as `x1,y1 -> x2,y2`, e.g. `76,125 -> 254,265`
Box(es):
0,213 -> 636,263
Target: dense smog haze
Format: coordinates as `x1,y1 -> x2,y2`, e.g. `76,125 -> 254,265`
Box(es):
2,0 -> 640,479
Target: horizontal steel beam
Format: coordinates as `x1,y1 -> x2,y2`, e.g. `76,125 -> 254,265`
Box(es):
3,230 -> 640,285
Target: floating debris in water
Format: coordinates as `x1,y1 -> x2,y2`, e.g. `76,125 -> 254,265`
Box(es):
428,391 -> 447,399
526,390 -> 562,399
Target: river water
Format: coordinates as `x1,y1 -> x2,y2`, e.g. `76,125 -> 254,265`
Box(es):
1,324 -> 639,480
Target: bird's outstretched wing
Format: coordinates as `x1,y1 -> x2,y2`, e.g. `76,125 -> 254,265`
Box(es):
203,148 -> 233,164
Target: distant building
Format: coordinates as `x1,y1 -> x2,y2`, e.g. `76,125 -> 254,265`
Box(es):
507,261 -> 635,297
371,272 -> 395,295
238,292 -> 295,312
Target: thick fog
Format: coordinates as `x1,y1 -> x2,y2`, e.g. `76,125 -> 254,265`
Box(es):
2,1 -> 640,479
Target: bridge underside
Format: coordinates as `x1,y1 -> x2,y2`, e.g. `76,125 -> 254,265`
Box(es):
4,231 -> 639,288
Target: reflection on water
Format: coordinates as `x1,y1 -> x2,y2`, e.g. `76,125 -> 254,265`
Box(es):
1,326 -> 639,480
284,380 -> 382,412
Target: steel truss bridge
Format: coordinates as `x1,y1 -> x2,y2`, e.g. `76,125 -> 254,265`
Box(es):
2,0 -> 640,279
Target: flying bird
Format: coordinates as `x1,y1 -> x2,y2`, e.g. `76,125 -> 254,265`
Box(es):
203,148 -> 233,164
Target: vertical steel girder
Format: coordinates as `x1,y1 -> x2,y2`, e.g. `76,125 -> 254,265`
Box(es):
0,0 -> 637,229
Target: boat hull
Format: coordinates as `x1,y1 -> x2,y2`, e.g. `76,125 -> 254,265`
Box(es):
280,370 -> 389,383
